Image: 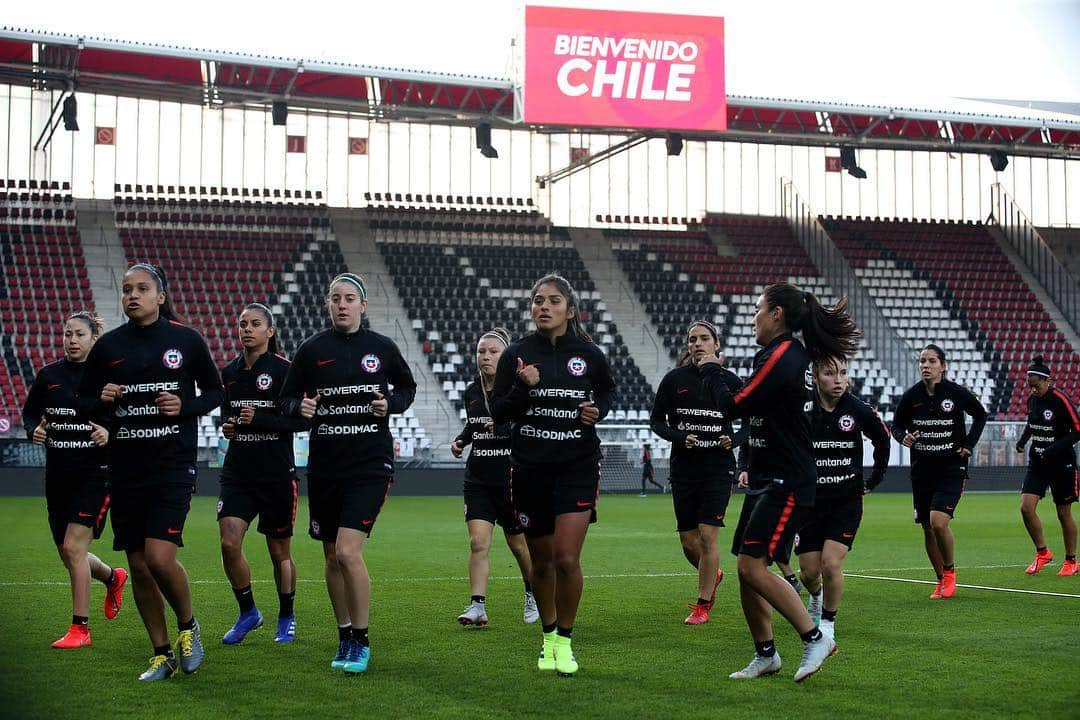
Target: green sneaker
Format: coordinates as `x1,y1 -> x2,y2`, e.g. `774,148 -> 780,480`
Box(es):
537,631 -> 556,671
553,635 -> 578,676
138,654 -> 178,682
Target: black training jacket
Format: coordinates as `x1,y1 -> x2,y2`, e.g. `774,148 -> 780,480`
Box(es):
650,362 -> 747,480
700,333 -> 815,501
22,359 -> 107,473
454,380 -> 512,485
1016,388 -> 1080,469
891,379 -> 987,472
221,351 -> 307,482
279,327 -> 416,482
491,330 -> 616,467
78,317 -> 223,485
811,392 -> 891,499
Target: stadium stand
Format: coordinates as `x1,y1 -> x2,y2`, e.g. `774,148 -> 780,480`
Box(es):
0,180 -> 88,432
821,216 -> 1079,419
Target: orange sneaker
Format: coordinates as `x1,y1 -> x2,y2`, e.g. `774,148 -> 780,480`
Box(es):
1026,550 -> 1054,575
104,567 -> 128,620
684,603 -> 710,625
52,624 -> 91,649
940,569 -> 957,598
929,579 -> 943,599
1056,559 -> 1078,576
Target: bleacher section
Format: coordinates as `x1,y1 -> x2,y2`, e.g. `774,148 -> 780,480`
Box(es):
822,217 -> 1080,419
372,210 -> 654,421
115,188 -> 425,453
0,180 -> 89,432
612,217 -> 903,418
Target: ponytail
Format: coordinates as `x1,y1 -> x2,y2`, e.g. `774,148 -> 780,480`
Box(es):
530,272 -> 594,344
244,302 -> 280,356
762,282 -> 859,363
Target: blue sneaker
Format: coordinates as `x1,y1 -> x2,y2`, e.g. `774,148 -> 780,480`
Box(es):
222,608 -> 263,645
176,621 -> 205,674
342,643 -> 371,674
331,638 -> 352,669
274,614 -> 297,643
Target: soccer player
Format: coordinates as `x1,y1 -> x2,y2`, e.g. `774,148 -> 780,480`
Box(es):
218,303 -> 307,644
279,273 -> 416,674
639,443 -> 664,495
22,311 -> 126,649
650,321 -> 745,625
451,327 -> 538,627
491,273 -> 616,677
798,356 -> 890,641
1015,356 -> 1080,576
78,264 -> 222,680
702,283 -> 859,683
892,344 -> 986,599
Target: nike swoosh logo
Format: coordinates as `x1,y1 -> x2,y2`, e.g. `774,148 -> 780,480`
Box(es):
575,501 -> 593,508
361,519 -> 374,526
108,358 -> 125,367
676,388 -> 689,395
47,384 -> 61,390
715,515 -> 724,521
743,539 -> 762,545
842,533 -> 854,538
166,528 -> 182,535
316,359 -> 336,367
77,512 -> 94,518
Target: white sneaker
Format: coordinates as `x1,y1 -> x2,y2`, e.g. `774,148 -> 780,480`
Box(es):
793,634 -> 837,682
729,651 -> 782,679
807,591 -> 823,625
457,602 -> 488,627
523,591 -> 540,624
820,619 -> 835,641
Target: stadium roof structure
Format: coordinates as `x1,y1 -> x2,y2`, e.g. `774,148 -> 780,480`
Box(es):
2,26 -> 1079,160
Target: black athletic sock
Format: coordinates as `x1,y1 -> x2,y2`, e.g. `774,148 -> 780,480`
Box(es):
154,644 -> 174,658
105,569 -> 116,586
755,640 -> 776,658
278,591 -> 295,618
352,627 -> 369,647
1036,545 -> 1047,553
178,616 -> 196,632
943,564 -> 954,572
471,594 -> 486,604
556,625 -> 573,639
524,580 -> 533,593
696,597 -> 710,606
1067,555 -> 1077,562
234,584 -> 256,613
800,628 -> 823,643
72,614 -> 88,626
542,622 -> 557,634
338,624 -> 352,642
822,609 -> 838,622
785,573 -> 799,587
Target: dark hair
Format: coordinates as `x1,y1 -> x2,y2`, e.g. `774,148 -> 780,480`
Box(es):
242,302 -> 279,356
762,283 -> 860,363
476,326 -> 512,417
125,263 -> 184,324
922,343 -> 946,365
677,320 -> 720,367
66,310 -> 105,337
530,273 -> 594,343
1027,354 -> 1050,379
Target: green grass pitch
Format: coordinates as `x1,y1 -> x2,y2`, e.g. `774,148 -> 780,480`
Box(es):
1,491 -> 1077,719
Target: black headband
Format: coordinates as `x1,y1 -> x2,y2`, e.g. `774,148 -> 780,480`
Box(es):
1027,356 -> 1051,378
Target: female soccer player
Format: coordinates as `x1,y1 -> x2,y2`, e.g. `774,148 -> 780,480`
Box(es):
1015,356 -> 1080,576
23,311 -> 126,649
650,321 -> 745,625
639,443 -> 664,495
79,264 -> 223,681
701,283 -> 859,683
798,356 -> 890,641
491,273 -> 616,676
891,344 -> 986,599
218,303 -> 307,645
451,327 -> 538,627
280,273 -> 416,675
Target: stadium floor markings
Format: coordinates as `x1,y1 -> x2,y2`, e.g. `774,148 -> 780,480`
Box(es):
846,573 -> 1080,599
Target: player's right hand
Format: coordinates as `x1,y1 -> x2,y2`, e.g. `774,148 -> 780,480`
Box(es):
300,393 -> 320,419
101,383 -> 124,403
737,471 -> 749,488
450,439 -> 464,458
31,419 -> 47,445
